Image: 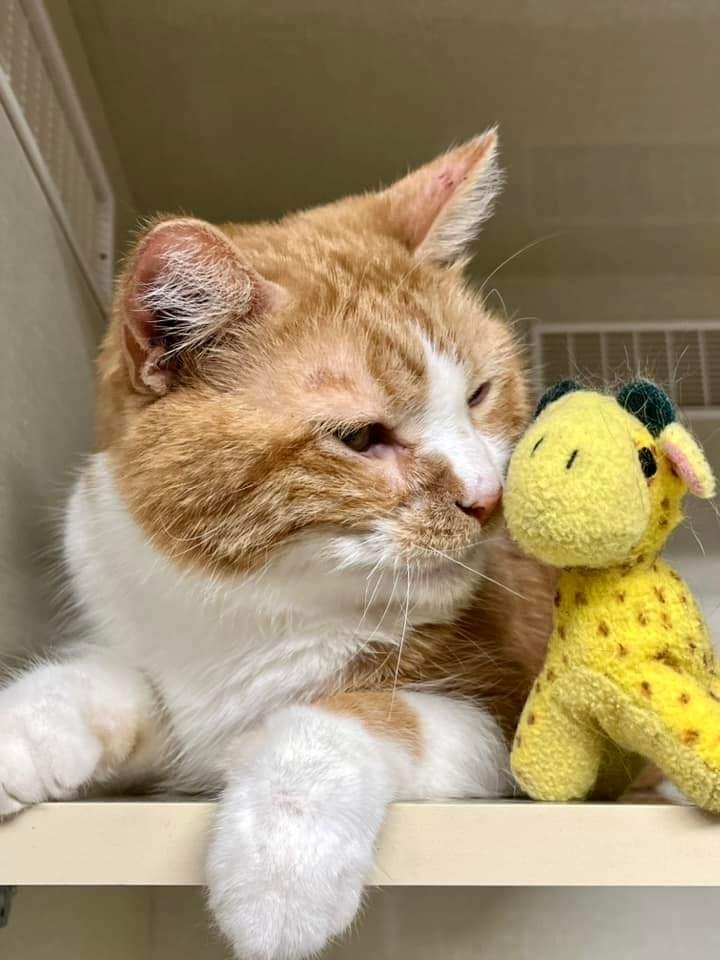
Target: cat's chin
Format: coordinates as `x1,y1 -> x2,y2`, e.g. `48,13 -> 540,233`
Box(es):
406,550 -> 485,613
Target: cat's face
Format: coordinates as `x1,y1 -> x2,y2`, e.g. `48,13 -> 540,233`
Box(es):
100,131 -> 527,611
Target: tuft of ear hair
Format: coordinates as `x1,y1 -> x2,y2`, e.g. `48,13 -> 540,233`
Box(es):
121,218 -> 285,396
534,379 -> 582,419
616,380 -> 676,438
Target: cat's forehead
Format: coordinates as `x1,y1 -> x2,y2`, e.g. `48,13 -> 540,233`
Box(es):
230,221 -> 511,414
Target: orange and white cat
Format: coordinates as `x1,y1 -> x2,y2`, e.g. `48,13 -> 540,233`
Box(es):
0,130 -> 551,959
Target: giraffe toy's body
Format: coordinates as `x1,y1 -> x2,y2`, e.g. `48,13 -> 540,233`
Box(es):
504,380 -> 720,810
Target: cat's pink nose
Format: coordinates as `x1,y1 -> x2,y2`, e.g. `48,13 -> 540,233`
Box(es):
456,490 -> 502,525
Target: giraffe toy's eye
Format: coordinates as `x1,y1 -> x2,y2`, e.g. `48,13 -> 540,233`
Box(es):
638,447 -> 657,479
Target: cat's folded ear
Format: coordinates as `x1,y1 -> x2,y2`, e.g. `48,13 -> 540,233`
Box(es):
379,127 -> 502,264
120,218 -> 285,396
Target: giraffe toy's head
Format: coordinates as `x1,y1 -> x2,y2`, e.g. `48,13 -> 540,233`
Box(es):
505,379 -> 716,569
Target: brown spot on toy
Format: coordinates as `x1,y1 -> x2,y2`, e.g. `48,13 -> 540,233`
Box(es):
710,691 -> 720,703
679,692 -> 690,705
661,612 -> 672,629
681,730 -> 699,746
638,612 -> 649,626
574,592 -> 588,606
680,594 -> 688,605
688,640 -> 697,653
528,713 -> 536,726
659,517 -> 669,528
636,553 -> 646,565
547,669 -> 556,682
617,643 -> 629,657
558,626 -> 566,641
554,591 -> 562,608
669,570 -> 681,582
598,621 -> 610,637
661,497 -> 670,510
640,681 -> 652,698
653,586 -> 666,603
615,591 -> 626,603
562,653 -> 569,666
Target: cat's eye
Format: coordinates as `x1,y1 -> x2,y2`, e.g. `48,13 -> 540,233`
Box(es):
468,381 -> 491,407
334,423 -> 385,453
638,447 -> 657,479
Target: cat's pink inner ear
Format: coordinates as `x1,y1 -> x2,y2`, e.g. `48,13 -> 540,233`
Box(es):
121,219 -> 284,396
383,128 -> 502,263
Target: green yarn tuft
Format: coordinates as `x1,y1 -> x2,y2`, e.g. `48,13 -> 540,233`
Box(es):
534,379 -> 582,419
615,380 -> 676,437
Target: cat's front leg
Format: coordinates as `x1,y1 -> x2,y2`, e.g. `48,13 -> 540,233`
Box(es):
206,691 -> 510,960
0,654 -> 157,815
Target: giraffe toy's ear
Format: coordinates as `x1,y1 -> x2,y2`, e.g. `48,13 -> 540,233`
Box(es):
659,422 -> 716,499
616,380 -> 676,437
534,379 -> 582,419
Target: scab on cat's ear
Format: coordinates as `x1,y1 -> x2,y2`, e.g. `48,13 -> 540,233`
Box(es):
120,218 -> 284,396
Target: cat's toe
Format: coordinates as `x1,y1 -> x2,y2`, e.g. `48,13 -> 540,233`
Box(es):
0,704 -> 103,816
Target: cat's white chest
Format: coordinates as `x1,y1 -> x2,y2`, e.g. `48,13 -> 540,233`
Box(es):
64,456 -> 380,786
151,613 -> 358,785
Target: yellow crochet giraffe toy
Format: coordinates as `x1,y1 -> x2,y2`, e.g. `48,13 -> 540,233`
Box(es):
505,379 -> 719,810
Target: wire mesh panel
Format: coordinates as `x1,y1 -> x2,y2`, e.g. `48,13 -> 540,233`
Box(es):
0,0 -> 114,304
532,320 -> 720,418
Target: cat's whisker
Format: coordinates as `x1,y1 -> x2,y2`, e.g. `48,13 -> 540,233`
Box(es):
414,543 -> 528,599
388,564 -> 412,719
686,518 -> 707,557
352,562 -> 401,662
352,563 -> 387,639
479,233 -> 558,297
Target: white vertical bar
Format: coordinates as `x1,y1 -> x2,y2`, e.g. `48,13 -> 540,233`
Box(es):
600,332 -> 609,382
531,323 -> 544,394
632,330 -> 641,376
697,329 -> 711,407
567,332 -> 576,378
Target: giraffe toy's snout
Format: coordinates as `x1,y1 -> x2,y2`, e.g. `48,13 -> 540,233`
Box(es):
504,390 -> 653,569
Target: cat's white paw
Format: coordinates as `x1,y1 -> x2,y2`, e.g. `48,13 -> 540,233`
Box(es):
0,685 -> 102,816
206,706 -> 398,960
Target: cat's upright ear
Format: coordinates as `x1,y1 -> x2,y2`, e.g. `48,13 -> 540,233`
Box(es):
120,218 -> 285,396
379,127 -> 502,264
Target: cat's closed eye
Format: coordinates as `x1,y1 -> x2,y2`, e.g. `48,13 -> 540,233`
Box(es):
468,381 -> 491,407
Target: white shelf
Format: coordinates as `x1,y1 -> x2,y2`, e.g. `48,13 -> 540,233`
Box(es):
1,798 -> 720,887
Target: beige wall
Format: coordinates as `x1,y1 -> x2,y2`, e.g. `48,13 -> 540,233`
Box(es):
5,887 -> 720,959
0,103 -> 99,665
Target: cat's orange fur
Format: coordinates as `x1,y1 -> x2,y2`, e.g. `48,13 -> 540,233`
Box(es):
98,131 -> 553,753
0,129 -> 557,960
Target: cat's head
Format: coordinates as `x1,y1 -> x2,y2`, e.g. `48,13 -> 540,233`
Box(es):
99,129 -> 527,613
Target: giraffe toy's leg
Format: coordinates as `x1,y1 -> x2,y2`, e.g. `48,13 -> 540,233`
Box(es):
592,663 -> 720,813
511,681 -> 606,802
